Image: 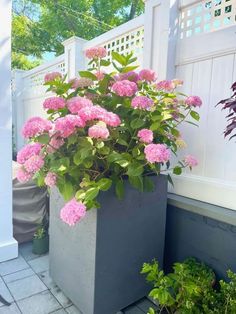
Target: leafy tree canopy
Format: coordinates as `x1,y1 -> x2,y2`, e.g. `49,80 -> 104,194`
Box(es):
12,0 -> 145,70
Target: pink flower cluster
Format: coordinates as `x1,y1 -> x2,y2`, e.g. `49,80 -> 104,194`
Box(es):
137,129 -> 153,144
131,96 -> 154,110
185,96 -> 202,108
69,77 -> 93,89
144,144 -> 170,163
44,172 -> 57,187
47,136 -> 65,153
44,72 -> 62,83
85,47 -> 107,59
22,117 -> 52,138
43,97 -> 66,110
117,71 -> 139,83
184,155 -> 198,167
17,143 -> 42,164
24,155 -> 44,173
16,167 -> 33,183
156,80 -> 175,91
67,96 -> 93,114
55,115 -> 85,138
95,71 -> 105,80
112,80 -> 138,97
60,198 -> 86,226
88,125 -> 109,139
139,69 -> 156,82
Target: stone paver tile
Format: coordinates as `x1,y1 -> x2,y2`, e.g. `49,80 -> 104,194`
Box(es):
123,305 -> 145,314
19,242 -> 42,262
38,271 -> 57,290
0,302 -> 21,314
28,255 -> 49,273
0,255 -> 29,276
136,297 -> 158,312
50,286 -> 72,308
0,277 -> 14,306
17,290 -> 61,314
3,268 -> 35,283
7,274 -> 47,301
65,305 -> 82,314
50,309 -> 67,314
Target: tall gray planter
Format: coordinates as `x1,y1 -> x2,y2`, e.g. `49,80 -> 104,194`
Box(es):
49,175 -> 167,314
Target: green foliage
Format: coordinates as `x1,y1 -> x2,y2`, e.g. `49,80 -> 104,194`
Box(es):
141,258 -> 236,314
34,225 -> 47,239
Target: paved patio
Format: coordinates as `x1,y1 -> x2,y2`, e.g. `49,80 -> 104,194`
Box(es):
0,242 -> 157,314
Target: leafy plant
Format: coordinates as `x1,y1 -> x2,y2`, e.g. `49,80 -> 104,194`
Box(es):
218,81 -> 236,140
17,48 -> 201,226
34,225 -> 47,239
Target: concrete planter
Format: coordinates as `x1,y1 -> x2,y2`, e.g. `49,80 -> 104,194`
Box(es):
49,175 -> 167,314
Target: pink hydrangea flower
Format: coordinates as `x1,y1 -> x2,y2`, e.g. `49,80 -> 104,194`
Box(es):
17,143 -> 42,164
60,198 -> 86,226
184,155 -> 198,167
44,72 -> 62,83
24,155 -> 44,173
139,69 -> 156,82
43,97 -> 66,110
67,97 -> 93,114
185,96 -> 202,107
16,167 -> 33,183
137,129 -> 153,144
144,144 -> 170,163
44,172 -> 57,187
156,80 -> 175,91
55,115 -> 85,138
112,80 -> 138,97
118,71 -> 139,83
85,47 -> 107,59
22,117 -> 53,138
69,77 -> 93,89
131,96 -> 154,110
47,136 -> 65,153
95,71 -> 105,80
88,125 -> 110,139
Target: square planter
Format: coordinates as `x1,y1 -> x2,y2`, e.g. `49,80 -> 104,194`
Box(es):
49,175 -> 167,314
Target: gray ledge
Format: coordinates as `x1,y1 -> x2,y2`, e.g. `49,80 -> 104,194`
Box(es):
167,194 -> 236,226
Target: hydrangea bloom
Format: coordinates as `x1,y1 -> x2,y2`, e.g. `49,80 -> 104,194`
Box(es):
144,144 -> 170,163
69,77 -> 93,89
185,96 -> 202,108
156,80 -> 175,91
85,47 -> 107,59
88,125 -> 110,139
184,155 -> 198,167
60,198 -> 86,226
24,155 -> 45,173
112,80 -> 138,97
47,136 -> 65,153
43,97 -> 66,110
16,167 -> 33,183
118,71 -> 139,83
95,71 -> 105,80
44,72 -> 62,82
22,117 -> 53,138
67,96 -> 93,114
44,172 -> 57,187
137,129 -> 153,144
131,96 -> 154,110
55,115 -> 85,138
139,69 -> 156,82
17,143 -> 42,164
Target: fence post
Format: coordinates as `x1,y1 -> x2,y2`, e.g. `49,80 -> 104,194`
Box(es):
62,36 -> 87,80
12,69 -> 26,152
143,0 -> 180,79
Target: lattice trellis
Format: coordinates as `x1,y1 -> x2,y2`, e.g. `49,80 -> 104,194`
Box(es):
180,0 -> 236,39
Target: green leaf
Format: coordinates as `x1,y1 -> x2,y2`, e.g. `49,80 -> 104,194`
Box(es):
100,59 -> 110,66
75,189 -> 86,201
97,178 -> 112,191
99,146 -> 110,155
190,110 -> 200,121
115,179 -> 125,200
129,175 -> 143,192
37,134 -> 50,144
127,162 -> 144,177
111,51 -> 127,66
167,174 -> 174,187
107,151 -> 122,163
84,187 -> 99,201
150,122 -> 160,131
130,118 -> 145,129
143,176 -> 155,192
117,138 -> 128,146
73,151 -> 82,166
79,71 -> 97,80
121,65 -> 139,73
98,74 -> 110,93
173,166 -> 182,175
115,159 -> 129,168
60,181 -> 74,201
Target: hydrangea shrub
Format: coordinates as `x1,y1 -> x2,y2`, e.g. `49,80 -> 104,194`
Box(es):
17,48 -> 202,226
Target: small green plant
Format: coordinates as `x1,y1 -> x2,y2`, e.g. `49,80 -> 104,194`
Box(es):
141,258 -> 215,314
34,225 -> 47,239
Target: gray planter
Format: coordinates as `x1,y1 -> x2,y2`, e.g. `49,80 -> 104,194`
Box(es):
49,175 -> 167,314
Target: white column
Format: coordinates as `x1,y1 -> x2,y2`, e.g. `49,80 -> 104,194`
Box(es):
62,36 -> 87,80
0,0 -> 18,262
143,0 -> 179,79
